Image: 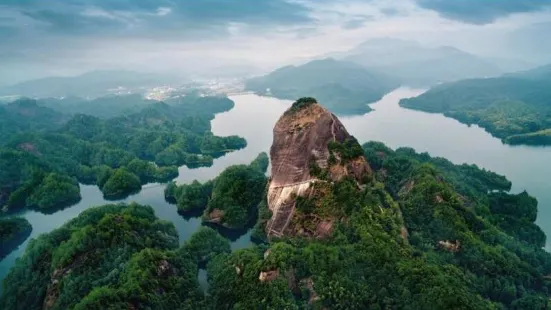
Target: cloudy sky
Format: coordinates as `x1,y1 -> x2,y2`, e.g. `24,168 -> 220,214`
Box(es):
1,0 -> 550,85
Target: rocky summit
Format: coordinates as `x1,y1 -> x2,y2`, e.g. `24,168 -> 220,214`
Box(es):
266,98 -> 371,239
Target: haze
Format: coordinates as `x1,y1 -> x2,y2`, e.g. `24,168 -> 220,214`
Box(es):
1,0 -> 551,86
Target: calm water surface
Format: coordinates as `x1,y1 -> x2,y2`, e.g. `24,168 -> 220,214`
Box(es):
1,88 -> 550,292
0,95 -> 291,290
340,88 -> 551,251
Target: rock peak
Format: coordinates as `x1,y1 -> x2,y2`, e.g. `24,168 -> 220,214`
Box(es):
284,97 -> 318,116
265,98 -> 371,239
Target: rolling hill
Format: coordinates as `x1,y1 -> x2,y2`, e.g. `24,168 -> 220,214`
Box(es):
246,58 -> 398,115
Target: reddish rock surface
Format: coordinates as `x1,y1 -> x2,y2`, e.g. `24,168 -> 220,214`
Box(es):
266,101 -> 371,239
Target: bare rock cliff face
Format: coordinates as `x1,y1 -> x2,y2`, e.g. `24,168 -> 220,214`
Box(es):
266,100 -> 371,238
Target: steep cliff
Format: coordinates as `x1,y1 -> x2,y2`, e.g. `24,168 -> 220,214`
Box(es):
266,98 -> 371,238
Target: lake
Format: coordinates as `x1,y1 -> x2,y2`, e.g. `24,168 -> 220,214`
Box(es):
1,87 -> 550,292
339,87 -> 551,252
0,94 -> 292,292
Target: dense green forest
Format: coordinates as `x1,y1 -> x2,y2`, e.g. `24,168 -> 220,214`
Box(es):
2,140 -> 550,308
0,217 -> 32,260
0,203 -> 231,309
246,58 -> 398,115
205,142 -> 551,309
400,65 -> 551,145
165,153 -> 268,229
0,95 -> 246,211
0,98 -> 66,142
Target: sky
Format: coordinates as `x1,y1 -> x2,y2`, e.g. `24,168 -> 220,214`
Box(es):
1,0 -> 551,85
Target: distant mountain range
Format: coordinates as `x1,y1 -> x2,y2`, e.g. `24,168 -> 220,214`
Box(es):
0,70 -> 178,98
245,38 -> 535,115
246,58 -> 398,115
340,38 -> 504,87
37,94 -> 157,119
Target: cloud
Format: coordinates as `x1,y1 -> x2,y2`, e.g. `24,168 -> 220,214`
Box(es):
342,16 -> 374,30
22,9 -> 126,34
415,0 -> 551,24
380,7 -> 403,17
2,0 -> 314,38
0,0 -> 550,84
156,7 -> 171,17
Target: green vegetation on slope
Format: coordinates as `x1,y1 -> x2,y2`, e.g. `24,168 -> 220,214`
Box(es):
0,151 -> 81,212
165,180 -> 214,213
400,65 -> 551,145
2,139 -> 550,309
208,176 -> 494,309
26,173 -> 81,211
0,203 -> 231,310
0,217 -> 32,260
246,58 -> 398,115
249,152 -> 269,174
100,168 -> 142,199
0,98 -> 66,142
363,142 -> 551,307
165,153 -> 268,229
204,164 -> 267,229
0,96 -> 246,211
205,142 -> 551,309
284,97 -> 318,116
505,128 -> 551,145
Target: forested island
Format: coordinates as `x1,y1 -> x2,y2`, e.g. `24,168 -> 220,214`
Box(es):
400,64 -> 551,146
246,58 -> 398,115
0,95 -> 246,212
165,153 -> 269,229
0,217 -> 32,260
0,203 -> 231,309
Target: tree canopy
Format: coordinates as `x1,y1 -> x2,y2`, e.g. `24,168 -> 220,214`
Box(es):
0,95 -> 246,212
0,217 -> 32,260
165,153 -> 269,229
0,204 -> 230,310
400,65 -> 551,145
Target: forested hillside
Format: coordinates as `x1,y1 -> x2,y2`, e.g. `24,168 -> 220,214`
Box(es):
165,153 -> 268,229
0,217 -> 32,260
2,140 -> 549,308
246,58 -> 398,115
0,203 -> 230,310
204,141 -> 550,309
400,65 -> 551,145
0,96 -> 246,212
